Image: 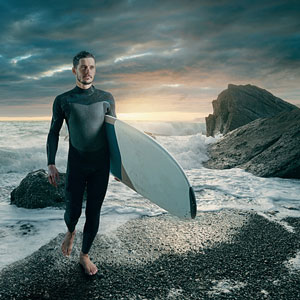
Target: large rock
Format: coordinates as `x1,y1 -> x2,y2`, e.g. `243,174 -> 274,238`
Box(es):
204,109 -> 300,179
206,84 -> 297,137
10,169 -> 66,208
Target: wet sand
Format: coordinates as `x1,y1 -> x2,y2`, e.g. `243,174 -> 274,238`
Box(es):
0,210 -> 300,300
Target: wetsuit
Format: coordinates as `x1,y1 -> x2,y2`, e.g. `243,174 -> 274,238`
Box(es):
46,85 -> 115,254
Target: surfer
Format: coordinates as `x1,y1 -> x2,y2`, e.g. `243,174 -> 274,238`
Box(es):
46,51 -> 116,275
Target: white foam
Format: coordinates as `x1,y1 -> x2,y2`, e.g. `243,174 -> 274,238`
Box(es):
127,120 -> 206,136
155,133 -> 217,169
0,199 -> 140,270
191,167 -> 300,219
284,251 -> 300,272
167,288 -> 184,299
208,279 -> 246,295
0,121 -> 68,174
1,120 -> 300,270
0,173 -> 165,270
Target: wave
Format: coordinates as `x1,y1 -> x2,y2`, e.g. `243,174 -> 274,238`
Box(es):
127,121 -> 206,136
0,121 -> 212,174
156,133 -> 216,169
0,146 -> 68,174
0,131 -> 213,174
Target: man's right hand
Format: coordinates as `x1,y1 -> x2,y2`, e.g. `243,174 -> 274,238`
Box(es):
48,164 -> 60,187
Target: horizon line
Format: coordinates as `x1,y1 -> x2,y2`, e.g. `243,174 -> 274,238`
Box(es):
0,112 -> 207,122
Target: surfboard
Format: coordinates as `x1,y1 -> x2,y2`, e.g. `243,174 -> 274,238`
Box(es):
105,115 -> 197,219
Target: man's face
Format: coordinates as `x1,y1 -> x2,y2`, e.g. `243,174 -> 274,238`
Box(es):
73,57 -> 96,85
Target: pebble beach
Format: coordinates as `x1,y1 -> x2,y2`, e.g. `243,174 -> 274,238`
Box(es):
0,209 -> 299,300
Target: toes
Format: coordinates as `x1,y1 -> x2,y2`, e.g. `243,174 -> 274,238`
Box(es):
61,243 -> 67,255
81,262 -> 98,276
91,266 -> 98,275
87,264 -> 97,275
91,268 -> 97,275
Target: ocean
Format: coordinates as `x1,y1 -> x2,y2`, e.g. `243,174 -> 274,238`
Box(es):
0,120 -> 299,270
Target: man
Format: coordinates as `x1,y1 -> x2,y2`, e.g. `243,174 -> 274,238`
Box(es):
47,51 -> 116,275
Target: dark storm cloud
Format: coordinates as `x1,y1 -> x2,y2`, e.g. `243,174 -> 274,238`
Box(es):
0,0 -> 299,111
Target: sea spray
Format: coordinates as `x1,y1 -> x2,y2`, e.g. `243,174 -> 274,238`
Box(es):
0,120 -> 299,270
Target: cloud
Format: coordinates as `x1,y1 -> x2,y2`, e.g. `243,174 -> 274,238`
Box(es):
25,65 -> 72,80
0,0 -> 299,118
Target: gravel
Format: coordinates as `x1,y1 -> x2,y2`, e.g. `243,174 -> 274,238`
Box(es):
0,209 -> 299,300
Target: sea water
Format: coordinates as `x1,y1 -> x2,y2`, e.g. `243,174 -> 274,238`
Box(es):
0,120 -> 299,270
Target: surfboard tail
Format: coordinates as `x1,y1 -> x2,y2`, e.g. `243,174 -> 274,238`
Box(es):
189,187 -> 197,219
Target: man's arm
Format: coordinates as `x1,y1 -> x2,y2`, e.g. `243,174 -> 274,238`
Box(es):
107,93 -> 116,118
46,96 -> 64,187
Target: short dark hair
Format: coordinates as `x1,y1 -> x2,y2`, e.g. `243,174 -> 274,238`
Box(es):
73,51 -> 96,68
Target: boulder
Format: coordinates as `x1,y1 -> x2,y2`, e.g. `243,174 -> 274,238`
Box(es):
11,169 -> 66,208
204,109 -> 300,179
206,84 -> 297,137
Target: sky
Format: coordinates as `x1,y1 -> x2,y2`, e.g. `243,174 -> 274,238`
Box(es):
0,0 -> 299,121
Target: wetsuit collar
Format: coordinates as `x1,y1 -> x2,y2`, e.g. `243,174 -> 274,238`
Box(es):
74,85 -> 95,95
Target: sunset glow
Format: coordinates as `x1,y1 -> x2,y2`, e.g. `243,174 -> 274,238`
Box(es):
0,1 -> 299,120
0,116 -> 51,122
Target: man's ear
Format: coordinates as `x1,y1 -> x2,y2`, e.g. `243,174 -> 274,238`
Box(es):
72,67 -> 76,75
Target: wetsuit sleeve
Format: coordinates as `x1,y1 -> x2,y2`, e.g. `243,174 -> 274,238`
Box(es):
46,96 -> 64,165
107,93 -> 116,117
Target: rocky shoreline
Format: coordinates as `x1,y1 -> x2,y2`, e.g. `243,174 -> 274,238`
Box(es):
0,210 -> 300,299
204,84 -> 300,179
204,109 -> 300,179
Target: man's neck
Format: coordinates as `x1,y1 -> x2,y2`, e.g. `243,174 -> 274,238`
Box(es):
76,81 -> 92,90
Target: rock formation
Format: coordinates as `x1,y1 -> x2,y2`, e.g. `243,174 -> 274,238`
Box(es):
10,169 -> 66,208
204,109 -> 300,179
206,84 -> 297,137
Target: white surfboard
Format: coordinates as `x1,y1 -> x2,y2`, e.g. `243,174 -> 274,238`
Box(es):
105,115 -> 197,219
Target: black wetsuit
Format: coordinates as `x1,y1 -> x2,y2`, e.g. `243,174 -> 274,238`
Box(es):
47,85 -> 115,254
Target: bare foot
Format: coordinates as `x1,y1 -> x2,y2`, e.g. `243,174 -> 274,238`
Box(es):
80,252 -> 98,276
61,230 -> 76,256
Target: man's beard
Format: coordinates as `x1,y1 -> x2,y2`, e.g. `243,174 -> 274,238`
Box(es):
77,75 -> 93,85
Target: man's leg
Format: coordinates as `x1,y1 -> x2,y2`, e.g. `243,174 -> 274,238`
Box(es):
62,163 -> 86,256
80,160 -> 110,275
